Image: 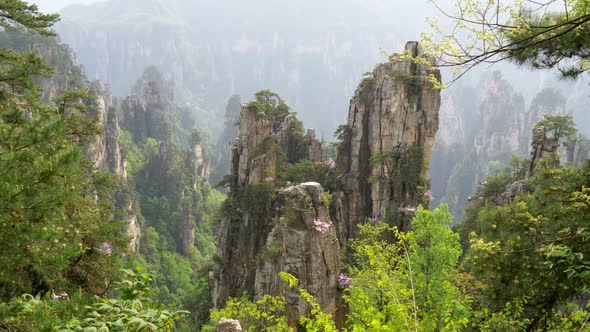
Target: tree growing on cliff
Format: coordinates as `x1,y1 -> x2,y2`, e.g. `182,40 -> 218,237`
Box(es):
424,0 -> 590,82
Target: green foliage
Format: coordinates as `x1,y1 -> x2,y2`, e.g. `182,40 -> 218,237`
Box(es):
389,70 -> 422,95
358,76 -> 377,103
210,207 -> 471,331
0,268 -> 189,331
369,145 -> 426,202
346,205 -> 469,332
0,4 -> 124,297
279,159 -> 341,193
237,182 -> 276,219
460,161 -> 590,329
333,124 -> 351,143
535,115 -> 577,146
279,272 -> 338,332
247,90 -> 291,125
406,206 -> 467,331
0,0 -> 59,37
425,0 -> 590,81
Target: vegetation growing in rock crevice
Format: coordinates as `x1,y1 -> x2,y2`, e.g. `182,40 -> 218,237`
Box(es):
370,144 -> 427,202
358,76 -> 377,104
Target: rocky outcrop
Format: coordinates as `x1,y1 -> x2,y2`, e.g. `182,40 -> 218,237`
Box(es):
176,202 -> 195,256
105,107 -> 127,180
215,318 -> 243,332
307,129 -> 324,163
213,104 -> 278,308
529,126 -> 560,175
119,70 -> 171,144
86,95 -> 108,170
336,41 -> 441,235
255,182 -> 340,327
214,43 -> 442,325
126,213 -> 141,253
189,131 -> 209,189
213,102 -> 340,324
86,87 -> 127,179
234,105 -> 276,187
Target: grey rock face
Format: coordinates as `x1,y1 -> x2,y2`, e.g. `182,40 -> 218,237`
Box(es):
86,95 -> 108,170
529,126 -> 560,175
105,107 -> 127,180
307,129 -> 324,163
234,105 -> 275,187
126,213 -> 141,253
255,182 -> 340,327
189,131 -> 209,190
213,106 -> 340,324
176,203 -> 195,256
213,104 -> 277,308
86,91 -> 138,252
337,41 -> 441,236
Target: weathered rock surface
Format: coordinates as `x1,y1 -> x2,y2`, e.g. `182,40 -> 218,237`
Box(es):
214,42 -> 442,327
176,202 -> 195,256
86,95 -> 108,171
255,182 -> 340,327
85,90 -> 138,251
336,41 -> 441,235
126,213 -> 141,253
306,129 -> 324,163
234,105 -> 275,187
215,318 -> 243,332
189,131 -> 209,189
213,104 -> 279,308
529,126 -> 560,175
214,104 -> 339,324
105,107 -> 127,180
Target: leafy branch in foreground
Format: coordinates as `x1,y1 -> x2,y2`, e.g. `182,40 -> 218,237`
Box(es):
423,0 -> 590,83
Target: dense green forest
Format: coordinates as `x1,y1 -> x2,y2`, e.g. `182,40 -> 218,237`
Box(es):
1,0 -> 590,331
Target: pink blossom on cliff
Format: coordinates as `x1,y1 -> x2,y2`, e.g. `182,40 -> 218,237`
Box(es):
338,273 -> 352,288
324,158 -> 336,169
312,218 -> 331,233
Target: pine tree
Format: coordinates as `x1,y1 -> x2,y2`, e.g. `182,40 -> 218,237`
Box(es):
0,0 -> 124,298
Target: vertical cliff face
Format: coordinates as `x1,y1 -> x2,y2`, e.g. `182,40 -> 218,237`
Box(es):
214,43 -> 442,327
176,202 -> 196,256
212,95 -> 340,326
337,41 -> 441,235
86,95 -> 108,171
529,127 -> 560,175
306,129 -> 324,163
84,89 -> 139,252
189,131 -> 210,188
87,94 -> 128,180
234,105 -> 275,187
255,182 -> 340,326
105,107 -> 128,181
213,104 -> 279,307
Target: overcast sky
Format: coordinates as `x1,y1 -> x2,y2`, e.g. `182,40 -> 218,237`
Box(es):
31,0 -> 105,12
